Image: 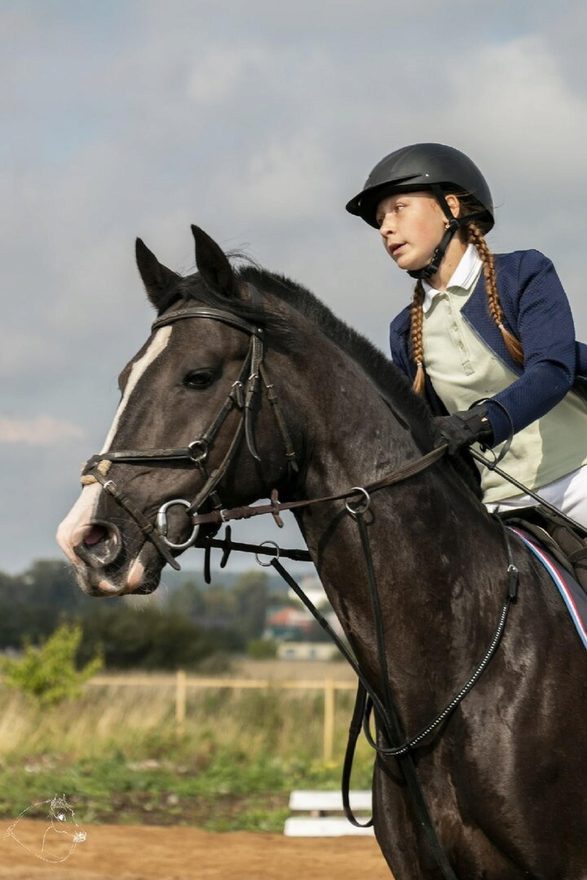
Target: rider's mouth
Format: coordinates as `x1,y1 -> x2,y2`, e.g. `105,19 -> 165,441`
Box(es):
389,242 -> 407,258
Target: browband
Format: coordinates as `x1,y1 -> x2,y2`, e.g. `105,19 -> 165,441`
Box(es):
152,307 -> 263,338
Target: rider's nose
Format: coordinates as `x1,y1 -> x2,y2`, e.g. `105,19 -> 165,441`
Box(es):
379,213 -> 395,239
73,521 -> 123,569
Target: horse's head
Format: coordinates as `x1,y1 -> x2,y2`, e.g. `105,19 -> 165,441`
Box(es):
57,227 -> 302,596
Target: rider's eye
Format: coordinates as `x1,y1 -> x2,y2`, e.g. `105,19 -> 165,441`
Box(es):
182,369 -> 217,390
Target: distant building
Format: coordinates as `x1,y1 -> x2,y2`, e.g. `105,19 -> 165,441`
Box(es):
277,642 -> 338,661
264,606 -> 314,642
284,575 -> 345,640
264,574 -> 345,658
294,575 -> 329,609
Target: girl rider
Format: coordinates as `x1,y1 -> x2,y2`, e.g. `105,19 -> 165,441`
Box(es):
346,143 -> 587,528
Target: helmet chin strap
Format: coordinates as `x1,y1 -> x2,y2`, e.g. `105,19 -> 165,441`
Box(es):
408,220 -> 461,281
408,185 -> 462,281
407,187 -> 488,282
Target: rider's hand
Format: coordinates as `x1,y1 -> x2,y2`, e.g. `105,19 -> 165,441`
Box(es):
434,404 -> 493,455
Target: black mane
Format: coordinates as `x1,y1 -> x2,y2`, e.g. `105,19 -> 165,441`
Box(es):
243,266 -> 441,450
175,264 -> 435,446
175,263 -> 481,496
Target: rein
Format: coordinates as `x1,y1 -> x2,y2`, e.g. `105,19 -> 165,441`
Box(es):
81,302 -> 521,880
188,445 -> 447,527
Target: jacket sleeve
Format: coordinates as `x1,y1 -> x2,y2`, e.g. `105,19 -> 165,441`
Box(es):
486,251 -> 576,445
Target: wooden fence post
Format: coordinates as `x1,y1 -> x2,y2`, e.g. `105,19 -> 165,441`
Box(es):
323,679 -> 335,762
175,669 -> 187,734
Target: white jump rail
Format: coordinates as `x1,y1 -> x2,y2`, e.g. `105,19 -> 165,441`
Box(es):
284,790 -> 374,837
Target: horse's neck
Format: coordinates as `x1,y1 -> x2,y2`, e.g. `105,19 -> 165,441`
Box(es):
293,362 -> 506,714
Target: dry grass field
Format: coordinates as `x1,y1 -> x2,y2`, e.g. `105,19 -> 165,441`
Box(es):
0,658 -> 390,877
233,658 -> 357,681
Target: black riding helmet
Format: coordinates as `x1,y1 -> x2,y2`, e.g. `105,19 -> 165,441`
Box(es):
346,143 -> 494,279
346,143 -> 494,230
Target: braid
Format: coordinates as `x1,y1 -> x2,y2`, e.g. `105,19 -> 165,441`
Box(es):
407,212 -> 523,394
467,222 -> 524,365
410,279 -> 426,395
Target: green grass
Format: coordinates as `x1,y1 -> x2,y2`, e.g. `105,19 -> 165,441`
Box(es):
0,682 -> 374,831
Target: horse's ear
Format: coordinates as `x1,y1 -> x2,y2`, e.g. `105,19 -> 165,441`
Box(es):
191,225 -> 237,298
135,238 -> 180,310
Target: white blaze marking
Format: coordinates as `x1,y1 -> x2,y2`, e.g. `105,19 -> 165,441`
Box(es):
101,326 -> 173,453
56,327 -> 173,567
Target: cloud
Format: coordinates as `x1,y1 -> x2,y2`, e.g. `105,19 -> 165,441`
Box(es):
0,416 -> 86,446
2,0 -> 587,574
228,134 -> 339,224
444,35 -> 587,184
186,45 -> 270,107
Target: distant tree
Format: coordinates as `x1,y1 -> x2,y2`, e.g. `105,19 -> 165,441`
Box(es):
0,560 -> 88,649
233,571 -> 269,641
166,578 -> 207,620
78,603 -> 243,670
200,582 -> 235,627
247,638 -> 278,659
0,623 -> 102,706
19,560 -> 82,611
0,561 -> 273,670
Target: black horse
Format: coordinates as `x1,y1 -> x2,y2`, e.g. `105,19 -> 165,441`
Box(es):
58,227 -> 587,879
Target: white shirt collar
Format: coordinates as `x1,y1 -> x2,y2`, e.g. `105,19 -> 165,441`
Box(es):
421,244 -> 483,314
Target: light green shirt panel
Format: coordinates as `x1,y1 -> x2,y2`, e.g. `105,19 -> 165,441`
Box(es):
422,259 -> 587,502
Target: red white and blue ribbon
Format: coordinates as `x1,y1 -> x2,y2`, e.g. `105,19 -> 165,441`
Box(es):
509,526 -> 587,651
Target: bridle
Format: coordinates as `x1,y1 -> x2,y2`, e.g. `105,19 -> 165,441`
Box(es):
81,295 -> 520,880
81,295 -> 299,570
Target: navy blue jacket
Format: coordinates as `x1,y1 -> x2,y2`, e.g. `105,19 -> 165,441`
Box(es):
388,249 -> 587,445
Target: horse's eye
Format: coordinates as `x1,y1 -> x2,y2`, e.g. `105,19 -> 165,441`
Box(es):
183,369 -> 217,390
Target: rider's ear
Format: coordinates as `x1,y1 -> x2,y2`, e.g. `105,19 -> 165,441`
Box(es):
191,225 -> 237,298
135,239 -> 180,310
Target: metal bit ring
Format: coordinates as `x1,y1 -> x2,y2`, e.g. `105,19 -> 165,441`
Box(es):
156,498 -> 200,551
345,487 -> 371,517
255,540 -> 280,567
188,439 -> 209,464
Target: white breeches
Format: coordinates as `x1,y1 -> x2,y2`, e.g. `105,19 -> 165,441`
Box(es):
487,465 -> 587,530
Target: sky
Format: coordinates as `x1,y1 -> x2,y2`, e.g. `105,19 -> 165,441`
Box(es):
2,0 -> 587,574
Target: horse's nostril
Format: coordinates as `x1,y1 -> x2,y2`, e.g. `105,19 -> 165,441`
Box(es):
83,524 -> 109,547
74,521 -> 122,569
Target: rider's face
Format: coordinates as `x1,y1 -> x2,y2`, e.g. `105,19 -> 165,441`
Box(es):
376,191 -> 454,273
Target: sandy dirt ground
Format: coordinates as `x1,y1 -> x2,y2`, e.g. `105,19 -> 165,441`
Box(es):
0,820 -> 394,880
